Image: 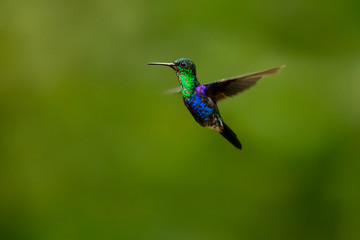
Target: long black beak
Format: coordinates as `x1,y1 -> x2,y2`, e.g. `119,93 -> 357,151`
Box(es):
148,62 -> 177,70
148,62 -> 174,66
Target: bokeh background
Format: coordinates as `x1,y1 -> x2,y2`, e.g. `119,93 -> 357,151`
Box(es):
1,0 -> 360,239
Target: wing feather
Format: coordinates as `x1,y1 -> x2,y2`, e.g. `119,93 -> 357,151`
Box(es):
205,66 -> 285,102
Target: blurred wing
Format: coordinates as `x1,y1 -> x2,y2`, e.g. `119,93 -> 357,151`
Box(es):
205,66 -> 285,102
164,86 -> 182,95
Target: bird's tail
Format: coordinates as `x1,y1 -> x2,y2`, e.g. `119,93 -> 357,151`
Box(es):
220,123 -> 242,150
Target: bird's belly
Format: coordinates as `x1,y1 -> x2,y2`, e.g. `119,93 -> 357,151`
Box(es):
184,95 -> 215,126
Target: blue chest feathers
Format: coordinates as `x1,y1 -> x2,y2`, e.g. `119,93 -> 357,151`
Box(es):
186,95 -> 214,121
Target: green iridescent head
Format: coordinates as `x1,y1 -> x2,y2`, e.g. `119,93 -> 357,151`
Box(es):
148,58 -> 199,97
173,58 -> 197,76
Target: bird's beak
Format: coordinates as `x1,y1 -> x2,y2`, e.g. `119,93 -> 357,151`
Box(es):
148,62 -> 177,71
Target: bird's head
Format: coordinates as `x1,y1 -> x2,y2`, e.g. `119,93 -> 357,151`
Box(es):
148,58 -> 197,76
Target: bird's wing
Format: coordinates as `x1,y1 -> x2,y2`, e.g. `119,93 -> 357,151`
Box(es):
205,66 -> 285,102
164,86 -> 182,95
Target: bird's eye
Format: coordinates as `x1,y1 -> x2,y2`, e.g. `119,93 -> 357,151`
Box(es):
180,62 -> 187,68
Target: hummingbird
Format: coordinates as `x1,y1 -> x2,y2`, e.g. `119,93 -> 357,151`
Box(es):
148,58 -> 284,150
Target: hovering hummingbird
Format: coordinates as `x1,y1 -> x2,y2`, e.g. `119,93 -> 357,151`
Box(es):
148,58 -> 284,150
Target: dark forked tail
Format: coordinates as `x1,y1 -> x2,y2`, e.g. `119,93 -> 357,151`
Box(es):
220,123 -> 242,150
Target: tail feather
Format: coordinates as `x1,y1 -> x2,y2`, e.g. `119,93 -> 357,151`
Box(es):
220,123 -> 242,150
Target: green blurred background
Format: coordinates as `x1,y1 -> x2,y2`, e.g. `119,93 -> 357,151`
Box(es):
1,0 -> 360,239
